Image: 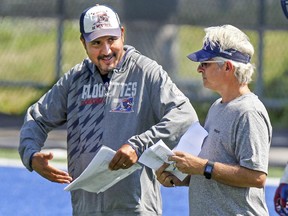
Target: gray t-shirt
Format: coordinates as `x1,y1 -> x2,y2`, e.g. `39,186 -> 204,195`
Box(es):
189,93 -> 272,216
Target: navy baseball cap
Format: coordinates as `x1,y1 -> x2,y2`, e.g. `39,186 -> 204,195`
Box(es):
79,5 -> 121,42
187,41 -> 251,64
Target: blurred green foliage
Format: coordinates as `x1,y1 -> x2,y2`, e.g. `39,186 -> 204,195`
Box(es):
0,19 -> 288,129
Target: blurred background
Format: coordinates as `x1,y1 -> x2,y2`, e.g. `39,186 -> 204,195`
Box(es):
0,1 -> 287,215
1,0 -> 288,129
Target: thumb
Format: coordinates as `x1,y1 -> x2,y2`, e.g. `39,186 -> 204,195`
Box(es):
173,151 -> 185,156
43,152 -> 54,160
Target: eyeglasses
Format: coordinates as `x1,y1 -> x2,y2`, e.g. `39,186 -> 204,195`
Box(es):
199,60 -> 225,68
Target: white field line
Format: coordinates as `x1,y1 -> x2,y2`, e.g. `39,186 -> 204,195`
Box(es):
0,157 -> 280,186
0,148 -> 68,170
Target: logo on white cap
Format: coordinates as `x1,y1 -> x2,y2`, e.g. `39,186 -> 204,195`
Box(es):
80,5 -> 121,42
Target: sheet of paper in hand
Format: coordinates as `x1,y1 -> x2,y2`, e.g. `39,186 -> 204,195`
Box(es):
64,145 -> 141,193
138,139 -> 187,180
138,121 -> 208,181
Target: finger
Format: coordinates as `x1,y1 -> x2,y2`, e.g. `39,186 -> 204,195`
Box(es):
109,157 -> 129,170
50,172 -> 73,183
156,170 -> 176,187
156,169 -> 169,181
120,161 -> 130,169
48,172 -> 72,183
274,195 -> 280,210
163,174 -> 176,187
173,151 -> 185,156
109,149 -> 135,170
50,166 -> 71,177
156,163 -> 170,176
44,152 -> 54,160
109,152 -> 122,170
38,164 -> 72,183
168,155 -> 181,162
170,179 -> 175,187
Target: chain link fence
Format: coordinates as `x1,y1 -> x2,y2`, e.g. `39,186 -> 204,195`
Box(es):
1,0 -> 288,127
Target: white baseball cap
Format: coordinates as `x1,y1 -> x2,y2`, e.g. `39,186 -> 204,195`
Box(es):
79,5 -> 121,42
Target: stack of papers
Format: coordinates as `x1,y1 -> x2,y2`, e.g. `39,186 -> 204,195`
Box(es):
64,121 -> 207,193
64,146 -> 141,193
138,139 -> 187,180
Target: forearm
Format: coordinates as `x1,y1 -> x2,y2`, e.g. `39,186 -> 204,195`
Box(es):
18,112 -> 48,171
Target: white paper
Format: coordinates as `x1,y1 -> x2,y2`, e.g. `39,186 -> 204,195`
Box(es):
138,140 -> 173,170
64,146 -> 142,193
138,121 -> 208,181
174,121 -> 208,155
138,140 -> 187,180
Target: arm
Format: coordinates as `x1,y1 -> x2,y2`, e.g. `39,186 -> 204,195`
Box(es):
170,151 -> 266,188
128,60 -> 198,155
110,60 -> 198,170
274,163 -> 288,215
19,72 -> 70,171
179,109 -> 270,188
115,94 -> 196,170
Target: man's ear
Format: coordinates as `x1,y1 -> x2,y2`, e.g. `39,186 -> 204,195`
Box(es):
121,26 -> 125,43
80,36 -> 87,49
225,61 -> 234,72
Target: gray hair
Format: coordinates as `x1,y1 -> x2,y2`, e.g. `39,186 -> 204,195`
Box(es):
204,25 -> 255,84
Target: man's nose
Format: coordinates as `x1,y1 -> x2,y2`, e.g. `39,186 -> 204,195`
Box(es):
197,65 -> 203,73
101,42 -> 111,55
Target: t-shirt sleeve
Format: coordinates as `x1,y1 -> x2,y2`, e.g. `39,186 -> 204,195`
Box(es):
235,111 -> 271,174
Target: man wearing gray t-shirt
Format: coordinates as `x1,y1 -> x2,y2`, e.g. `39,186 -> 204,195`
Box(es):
156,24 -> 272,216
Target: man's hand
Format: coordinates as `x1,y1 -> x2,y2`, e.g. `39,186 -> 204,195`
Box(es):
31,152 -> 72,184
155,163 -> 183,187
109,144 -> 138,170
169,151 -> 206,175
274,183 -> 288,216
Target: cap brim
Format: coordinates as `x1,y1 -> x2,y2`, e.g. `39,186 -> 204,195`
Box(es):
83,28 -> 121,42
187,49 -> 217,62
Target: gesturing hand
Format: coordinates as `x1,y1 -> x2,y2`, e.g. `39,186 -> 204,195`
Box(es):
31,152 -> 72,184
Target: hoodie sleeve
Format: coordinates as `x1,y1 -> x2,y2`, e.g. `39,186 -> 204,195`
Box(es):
18,72 -> 71,171
128,58 -> 198,155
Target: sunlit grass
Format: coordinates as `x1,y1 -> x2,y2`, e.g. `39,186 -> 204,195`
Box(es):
1,18 -> 288,127
0,87 -> 45,115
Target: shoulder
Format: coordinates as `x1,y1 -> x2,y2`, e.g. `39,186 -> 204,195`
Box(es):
226,93 -> 267,114
239,93 -> 269,118
236,94 -> 271,130
67,58 -> 92,76
123,47 -> 167,84
125,47 -> 162,73
62,58 -> 92,82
